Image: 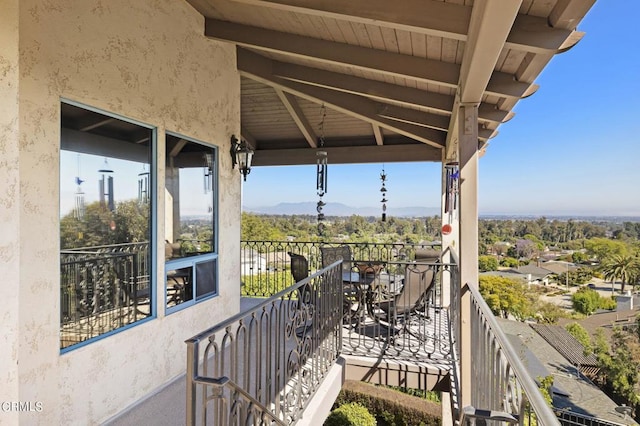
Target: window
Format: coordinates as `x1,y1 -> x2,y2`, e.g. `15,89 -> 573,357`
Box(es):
165,133 -> 218,310
59,101 -> 154,351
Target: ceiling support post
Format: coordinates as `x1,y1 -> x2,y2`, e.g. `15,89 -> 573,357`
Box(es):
457,103 -> 479,413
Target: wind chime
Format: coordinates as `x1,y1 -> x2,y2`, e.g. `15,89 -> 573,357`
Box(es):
443,162 -> 459,235
203,153 -> 214,213
138,164 -> 149,205
316,104 -> 328,236
98,157 -> 115,212
74,154 -> 85,219
380,165 -> 387,222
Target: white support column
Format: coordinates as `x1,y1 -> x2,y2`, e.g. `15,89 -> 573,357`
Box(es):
458,103 -> 479,410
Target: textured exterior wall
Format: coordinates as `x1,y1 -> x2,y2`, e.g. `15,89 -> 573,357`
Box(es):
12,0 -> 241,423
0,0 -> 21,424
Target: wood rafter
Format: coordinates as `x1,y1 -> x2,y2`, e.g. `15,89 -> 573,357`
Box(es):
227,0 -> 577,54
237,49 -> 446,148
252,143 -> 441,166
274,89 -> 317,147
205,19 -> 532,99
446,0 -> 520,159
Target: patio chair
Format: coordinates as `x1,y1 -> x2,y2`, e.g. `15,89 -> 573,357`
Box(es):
320,245 -> 353,271
371,263 -> 436,338
288,251 -> 312,304
320,245 -> 361,323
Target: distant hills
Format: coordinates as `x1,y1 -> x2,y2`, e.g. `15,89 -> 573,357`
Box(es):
243,202 -> 440,217
243,202 -> 640,222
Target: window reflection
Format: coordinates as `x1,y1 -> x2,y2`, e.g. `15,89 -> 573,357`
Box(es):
59,102 -> 153,350
165,133 -> 217,307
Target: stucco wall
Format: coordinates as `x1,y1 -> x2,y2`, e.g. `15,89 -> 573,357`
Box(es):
15,0 -> 241,424
0,0 -> 21,425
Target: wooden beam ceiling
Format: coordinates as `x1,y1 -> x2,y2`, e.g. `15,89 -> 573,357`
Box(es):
205,19 -> 533,99
227,0 -> 576,54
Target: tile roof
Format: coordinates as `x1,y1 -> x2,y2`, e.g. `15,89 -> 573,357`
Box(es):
497,319 -> 633,424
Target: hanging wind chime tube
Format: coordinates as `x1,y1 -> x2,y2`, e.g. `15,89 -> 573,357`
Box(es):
443,162 -> 459,235
316,104 -> 328,237
138,164 -> 150,205
74,154 -> 85,219
98,157 -> 115,212
380,165 -> 387,222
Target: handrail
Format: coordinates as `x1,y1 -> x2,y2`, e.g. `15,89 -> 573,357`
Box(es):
192,375 -> 286,426
187,264 -> 333,344
467,282 -> 560,425
186,261 -> 343,425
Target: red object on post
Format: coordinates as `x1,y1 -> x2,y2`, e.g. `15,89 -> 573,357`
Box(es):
441,224 -> 452,235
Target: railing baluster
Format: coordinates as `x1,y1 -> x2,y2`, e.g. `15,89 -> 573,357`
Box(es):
186,262 -> 342,425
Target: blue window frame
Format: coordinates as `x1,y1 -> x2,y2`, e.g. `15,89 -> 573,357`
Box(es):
59,100 -> 156,351
164,133 -> 218,311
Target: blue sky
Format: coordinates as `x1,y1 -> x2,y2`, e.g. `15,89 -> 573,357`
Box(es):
242,1 -> 640,217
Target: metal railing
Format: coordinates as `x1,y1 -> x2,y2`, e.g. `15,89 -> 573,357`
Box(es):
340,260 -> 455,362
186,262 -> 343,425
240,240 -> 440,297
60,242 -> 150,349
454,279 -> 560,425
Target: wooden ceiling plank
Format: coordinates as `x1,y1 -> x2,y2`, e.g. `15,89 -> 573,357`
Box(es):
376,104 -> 450,131
224,0 -> 576,54
273,59 -> 505,124
226,0 -> 470,40
237,49 -> 446,148
241,126 -> 258,150
274,89 -> 318,147
207,19 -> 533,99
206,18 -> 459,87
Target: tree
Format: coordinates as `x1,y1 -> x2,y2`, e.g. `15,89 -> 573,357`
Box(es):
500,257 -> 519,268
571,288 -> 600,315
565,322 -> 592,351
572,251 -> 588,264
593,325 -> 640,415
535,302 -> 565,324
478,255 -> 498,272
601,254 -> 640,293
479,275 -> 536,320
585,238 -> 627,262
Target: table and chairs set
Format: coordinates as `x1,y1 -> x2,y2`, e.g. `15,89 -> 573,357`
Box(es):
288,246 -> 440,341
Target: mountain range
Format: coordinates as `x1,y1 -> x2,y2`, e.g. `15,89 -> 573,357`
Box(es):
243,203 -> 640,222
243,202 -> 440,217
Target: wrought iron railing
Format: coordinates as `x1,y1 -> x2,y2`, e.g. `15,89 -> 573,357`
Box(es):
240,240 -> 440,297
60,242 -> 151,349
186,262 -> 343,425
453,276 -> 560,424
340,260 -> 455,362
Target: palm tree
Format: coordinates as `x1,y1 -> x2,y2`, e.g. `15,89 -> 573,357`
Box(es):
601,254 -> 640,293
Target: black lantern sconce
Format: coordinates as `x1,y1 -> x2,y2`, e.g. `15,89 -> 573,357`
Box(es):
230,135 -> 254,181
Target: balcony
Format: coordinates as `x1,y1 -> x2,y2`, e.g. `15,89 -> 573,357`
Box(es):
185,240 -> 560,425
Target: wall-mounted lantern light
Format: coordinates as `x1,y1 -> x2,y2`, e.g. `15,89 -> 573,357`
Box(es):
230,135 -> 254,181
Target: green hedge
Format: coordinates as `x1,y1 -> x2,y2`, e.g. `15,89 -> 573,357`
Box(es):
325,402 -> 376,426
330,387 -> 440,426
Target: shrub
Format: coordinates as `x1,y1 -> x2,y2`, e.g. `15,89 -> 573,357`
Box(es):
478,255 -> 498,272
572,288 -> 600,315
325,402 -> 376,426
600,296 -> 617,311
565,322 -> 591,350
332,384 -> 440,426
